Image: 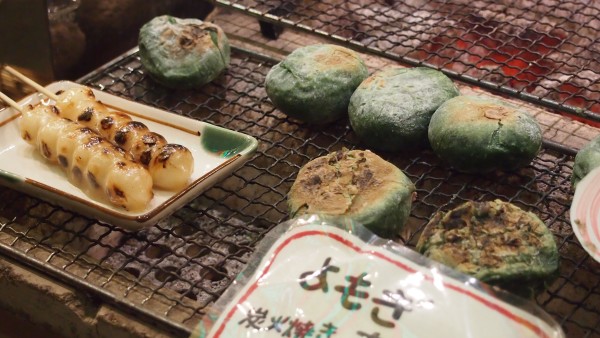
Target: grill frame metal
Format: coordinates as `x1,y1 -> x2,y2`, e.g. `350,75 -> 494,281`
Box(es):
215,0 -> 600,125
0,43 -> 598,337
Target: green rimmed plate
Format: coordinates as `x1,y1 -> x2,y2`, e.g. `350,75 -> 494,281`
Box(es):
0,81 -> 258,230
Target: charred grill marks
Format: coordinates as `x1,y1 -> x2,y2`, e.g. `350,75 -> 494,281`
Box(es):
113,186 -> 125,198
101,116 -> 114,130
114,130 -> 128,145
127,121 -> 148,130
78,107 -> 94,122
41,142 -> 51,158
140,150 -> 152,166
85,136 -> 102,148
142,134 -> 158,146
72,166 -> 82,181
88,172 -> 100,188
157,146 -> 176,164
157,144 -> 186,166
58,155 -> 68,167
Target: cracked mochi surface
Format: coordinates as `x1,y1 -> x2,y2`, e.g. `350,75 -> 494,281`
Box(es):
138,15 -> 230,89
416,199 -> 558,295
265,44 -> 368,124
428,95 -> 542,173
288,149 -> 415,238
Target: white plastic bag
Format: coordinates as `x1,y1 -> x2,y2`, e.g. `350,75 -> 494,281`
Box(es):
193,215 -> 564,338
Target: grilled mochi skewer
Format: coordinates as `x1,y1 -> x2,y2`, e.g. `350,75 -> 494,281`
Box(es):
20,104 -> 154,211
54,87 -> 194,190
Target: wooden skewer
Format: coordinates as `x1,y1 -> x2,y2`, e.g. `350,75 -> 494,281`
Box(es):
0,90 -> 23,113
2,65 -> 59,101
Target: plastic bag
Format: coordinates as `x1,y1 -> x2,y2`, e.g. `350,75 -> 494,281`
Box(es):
192,215 -> 564,338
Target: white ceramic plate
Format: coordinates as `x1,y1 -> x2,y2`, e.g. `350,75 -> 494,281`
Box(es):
570,165 -> 600,263
0,81 -> 258,230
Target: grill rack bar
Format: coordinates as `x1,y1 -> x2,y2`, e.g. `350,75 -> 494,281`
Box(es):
215,0 -> 600,125
0,44 -> 598,337
0,233 -> 192,336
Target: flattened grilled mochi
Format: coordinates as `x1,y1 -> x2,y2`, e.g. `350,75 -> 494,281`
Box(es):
138,15 -> 230,89
349,67 -> 459,151
288,149 -> 415,238
572,135 -> 600,188
428,95 -> 542,173
416,200 -> 558,295
265,44 -> 368,124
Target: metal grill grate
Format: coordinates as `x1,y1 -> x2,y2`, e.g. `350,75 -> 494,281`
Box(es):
0,47 -> 598,337
216,0 -> 600,126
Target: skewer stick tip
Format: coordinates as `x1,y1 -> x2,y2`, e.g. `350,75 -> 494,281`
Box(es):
0,90 -> 23,113
2,65 -> 59,101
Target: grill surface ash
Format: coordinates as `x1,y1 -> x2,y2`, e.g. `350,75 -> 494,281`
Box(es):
102,209 -> 253,303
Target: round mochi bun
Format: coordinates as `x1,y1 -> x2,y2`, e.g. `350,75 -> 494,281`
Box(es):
288,149 -> 415,238
428,95 -> 542,173
572,135 -> 600,188
138,15 -> 230,89
348,67 -> 459,151
265,44 -> 368,124
417,199 -> 558,295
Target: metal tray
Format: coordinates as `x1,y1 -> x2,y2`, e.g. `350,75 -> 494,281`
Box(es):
0,46 -> 597,337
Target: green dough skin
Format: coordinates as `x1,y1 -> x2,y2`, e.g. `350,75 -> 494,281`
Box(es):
348,67 -> 459,151
265,44 -> 368,124
428,95 -> 542,173
416,200 -> 558,296
288,149 -> 415,238
572,136 -> 600,188
138,15 -> 230,89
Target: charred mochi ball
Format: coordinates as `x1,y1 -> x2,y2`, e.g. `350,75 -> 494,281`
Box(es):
288,149 -> 415,238
138,15 -> 230,89
572,135 -> 600,188
416,200 -> 558,296
265,44 -> 368,124
428,95 -> 542,173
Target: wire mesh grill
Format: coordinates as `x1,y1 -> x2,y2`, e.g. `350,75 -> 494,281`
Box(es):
0,47 -> 598,337
216,0 -> 600,125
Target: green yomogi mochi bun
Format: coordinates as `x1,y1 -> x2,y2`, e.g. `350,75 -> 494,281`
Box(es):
138,15 -> 230,89
572,135 -> 600,188
348,67 -> 459,151
265,44 -> 368,124
428,95 -> 542,173
416,200 -> 558,295
288,149 -> 415,238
